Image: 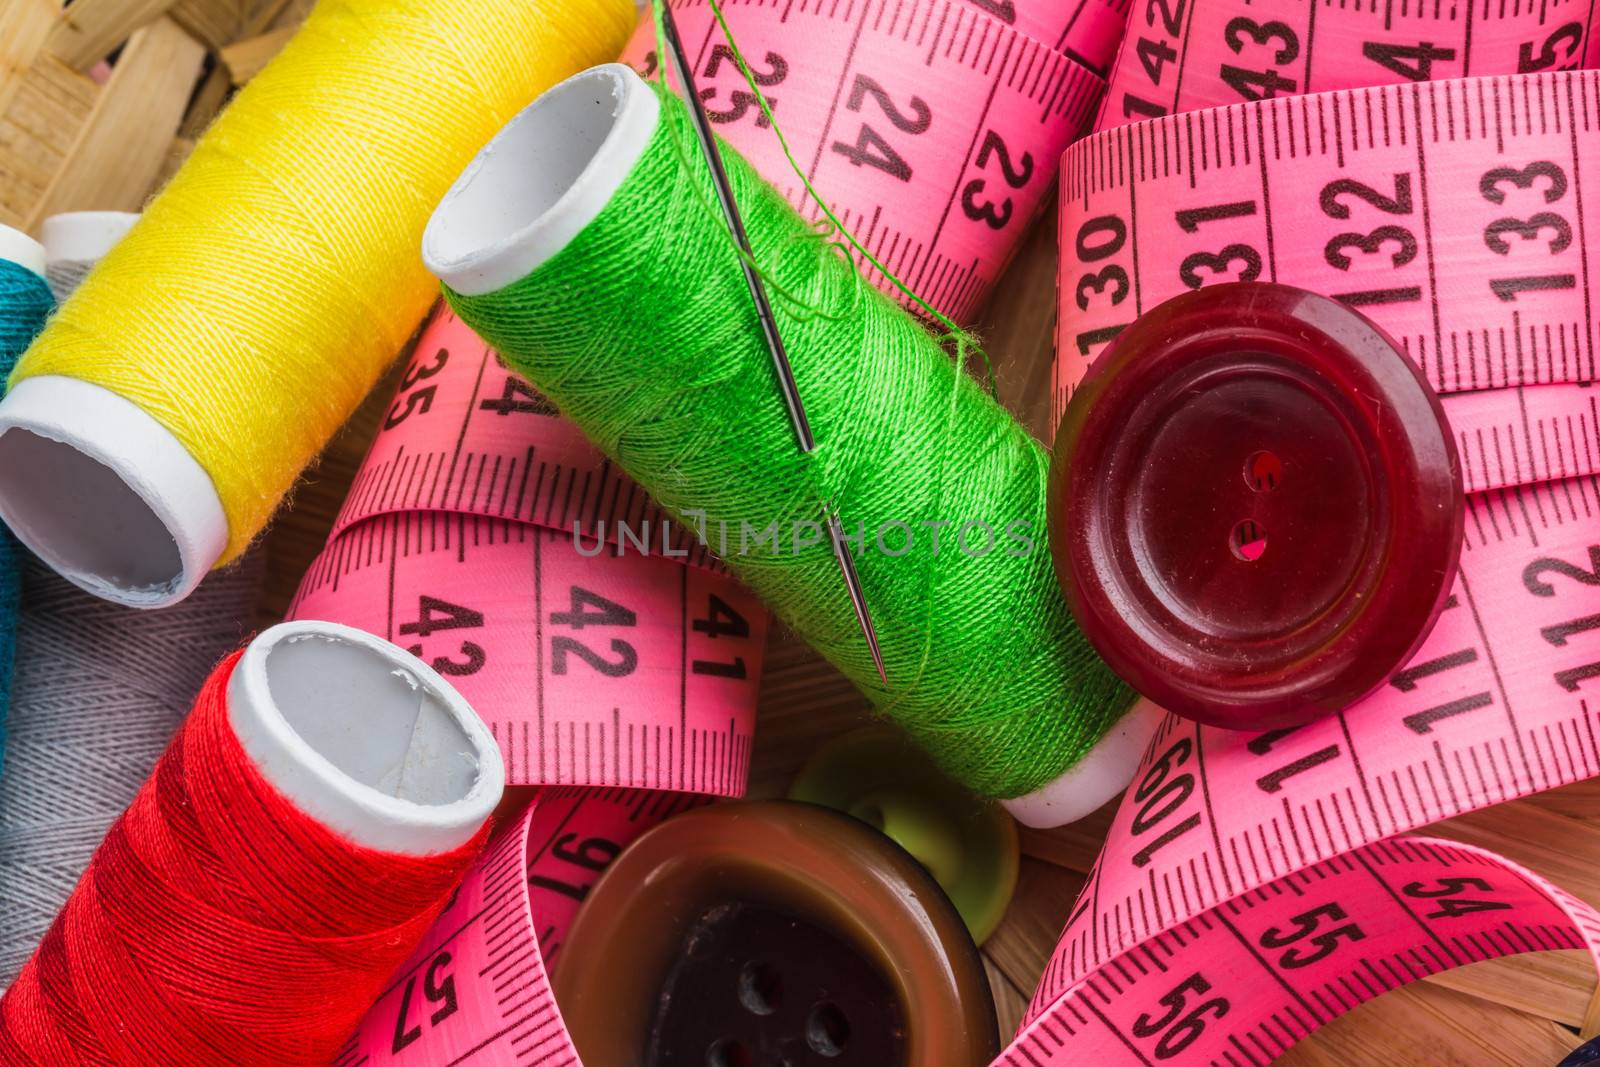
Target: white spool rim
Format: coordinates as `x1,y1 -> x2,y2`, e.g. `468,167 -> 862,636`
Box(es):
423,62 -> 661,296
0,375 -> 227,608
40,211 -> 138,267
1002,698 -> 1165,828
0,224 -> 45,280
228,620 -> 504,855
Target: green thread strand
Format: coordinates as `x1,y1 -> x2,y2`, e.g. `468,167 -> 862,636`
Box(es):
647,0 -> 998,394
446,88 -> 1136,798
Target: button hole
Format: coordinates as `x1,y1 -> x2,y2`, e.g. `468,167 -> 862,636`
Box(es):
1245,450 -> 1283,492
707,1038 -> 753,1067
1230,520 -> 1267,562
737,960 -> 783,1016
806,1002 -> 850,1057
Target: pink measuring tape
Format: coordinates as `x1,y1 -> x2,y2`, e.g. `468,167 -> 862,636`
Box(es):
337,789 -> 701,1066
325,316 -> 714,562
1005,836 -> 1600,1062
294,308 -> 766,1060
1094,0 -> 1600,129
332,7 -> 1600,1065
1035,0 -> 1600,1047
1055,70 -> 1600,495
984,0 -> 1133,72
1015,475 -> 1600,1054
340,484 -> 1600,1064
288,308 -> 769,792
619,0 -> 1110,323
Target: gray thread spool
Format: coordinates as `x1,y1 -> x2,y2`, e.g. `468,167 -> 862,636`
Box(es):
0,212 -> 262,984
45,260 -> 95,304
0,554 -> 261,983
39,212 -> 136,305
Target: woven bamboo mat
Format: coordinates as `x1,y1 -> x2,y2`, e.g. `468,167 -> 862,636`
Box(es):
2,3 -> 1595,1062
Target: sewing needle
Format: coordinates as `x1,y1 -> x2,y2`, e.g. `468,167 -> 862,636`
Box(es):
661,5 -> 888,683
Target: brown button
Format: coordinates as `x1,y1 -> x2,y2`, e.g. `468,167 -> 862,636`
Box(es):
551,801 -> 999,1067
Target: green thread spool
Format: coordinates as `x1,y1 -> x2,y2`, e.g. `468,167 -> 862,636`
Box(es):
423,64 -> 1152,819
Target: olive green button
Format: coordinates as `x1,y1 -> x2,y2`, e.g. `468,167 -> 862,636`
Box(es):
789,726 -> 1019,944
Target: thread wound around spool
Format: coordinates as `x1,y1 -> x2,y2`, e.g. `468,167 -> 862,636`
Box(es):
228,620 -> 504,855
0,211 -> 217,609
427,61 -> 1149,813
4,0 -> 636,608
424,63 -> 660,295
0,213 -> 215,611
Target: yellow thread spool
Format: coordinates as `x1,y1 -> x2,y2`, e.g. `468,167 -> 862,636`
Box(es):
0,0 -> 634,607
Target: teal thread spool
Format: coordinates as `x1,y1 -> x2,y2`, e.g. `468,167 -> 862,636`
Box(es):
0,227 -> 55,775
424,65 -> 1157,823
0,231 -> 51,374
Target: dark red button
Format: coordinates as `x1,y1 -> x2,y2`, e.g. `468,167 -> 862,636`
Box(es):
1049,283 -> 1464,731
550,801 -> 999,1067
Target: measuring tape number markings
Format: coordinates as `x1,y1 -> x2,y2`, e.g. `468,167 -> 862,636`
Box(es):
621,0 -> 1107,323
290,308 -> 769,794
1095,0 -> 1600,130
1033,27 -> 1600,1056
339,789 -> 707,1066
1055,69 -> 1600,500
330,310 -> 716,567
1003,837 -> 1600,1063
991,0 -> 1134,73
331,16 -> 1600,1067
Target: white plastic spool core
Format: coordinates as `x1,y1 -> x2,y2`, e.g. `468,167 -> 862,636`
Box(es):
1002,698 -> 1165,828
228,620 -> 504,855
0,224 -> 45,280
423,63 -> 660,295
0,214 -> 225,610
40,211 -> 138,267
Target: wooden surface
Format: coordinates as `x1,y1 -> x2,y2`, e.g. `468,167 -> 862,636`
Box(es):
2,3 -> 1597,1063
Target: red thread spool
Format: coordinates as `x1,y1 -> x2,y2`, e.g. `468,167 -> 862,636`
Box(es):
0,621 -> 504,1066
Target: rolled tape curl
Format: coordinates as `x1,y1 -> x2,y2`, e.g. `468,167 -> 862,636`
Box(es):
347,802 -> 1600,1066
287,312 -> 765,1059
950,0 -> 1136,73
1003,0 -> 1133,72
0,219 -> 262,986
288,306 -> 771,795
1020,0 -> 1600,1053
290,310 -> 767,1058
345,788 -> 705,1065
0,622 -> 504,1065
426,65 -> 1138,804
0,0 -> 635,610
